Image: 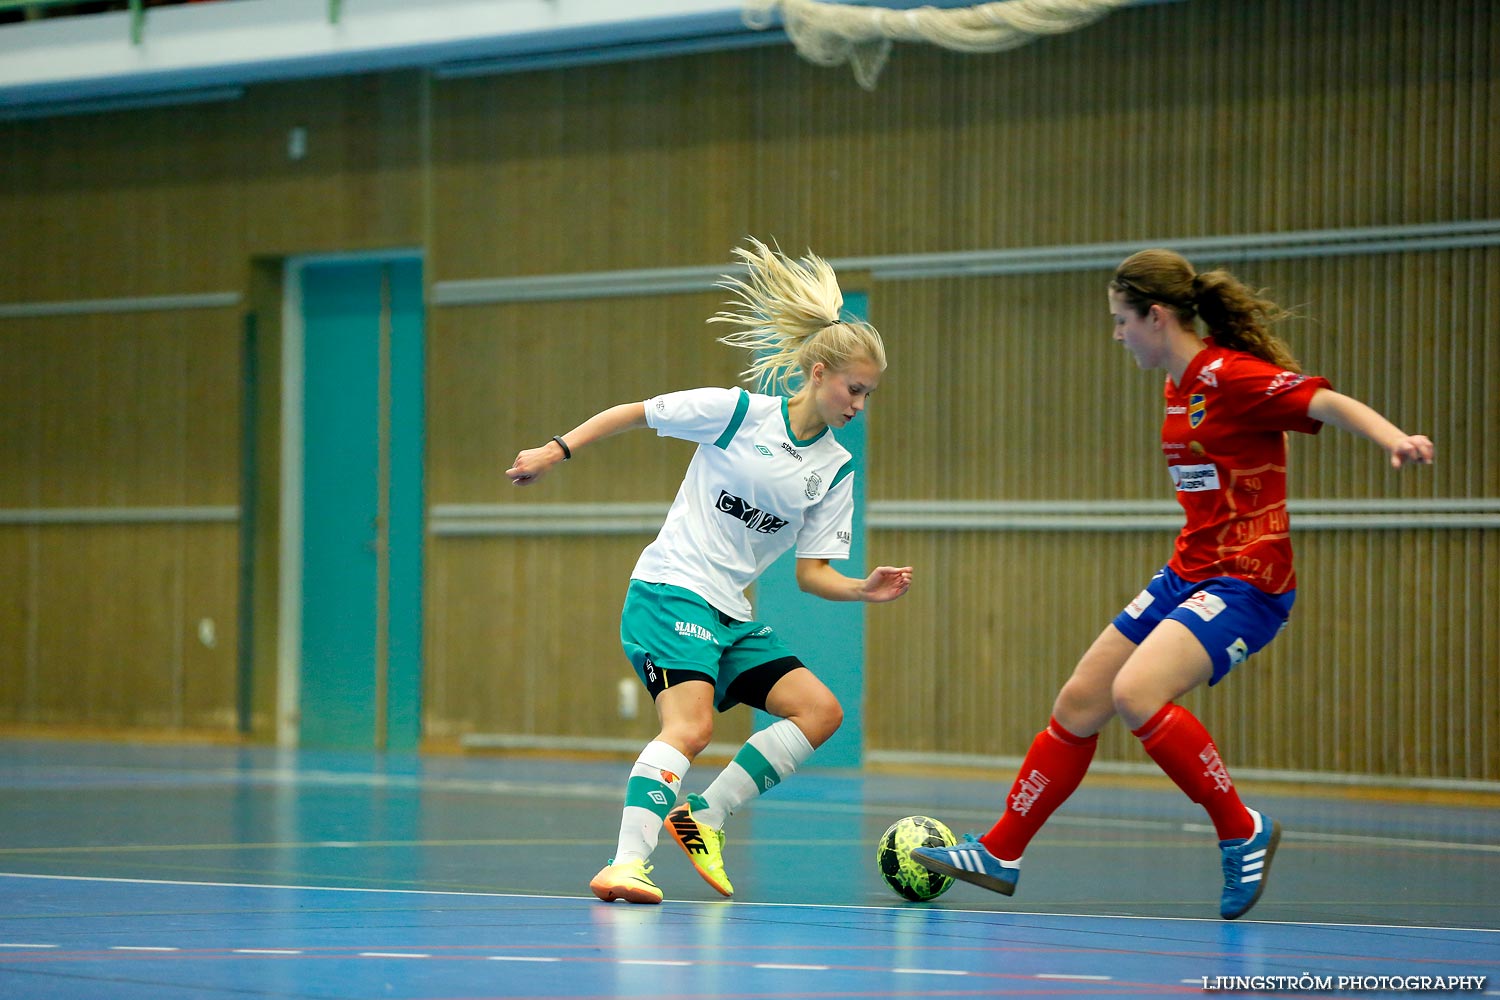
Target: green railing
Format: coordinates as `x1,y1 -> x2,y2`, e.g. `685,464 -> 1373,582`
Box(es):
0,1 -> 344,46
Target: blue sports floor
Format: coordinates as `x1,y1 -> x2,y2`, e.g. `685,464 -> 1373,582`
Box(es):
0,739 -> 1495,999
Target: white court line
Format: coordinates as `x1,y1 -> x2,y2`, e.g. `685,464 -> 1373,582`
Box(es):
1037,973 -> 1113,980
0,871 -> 1494,936
0,943 -> 58,949
755,964 -> 831,971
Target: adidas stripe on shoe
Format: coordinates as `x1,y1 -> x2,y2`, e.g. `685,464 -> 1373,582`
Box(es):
1219,807 -> 1281,920
911,834 -> 1020,896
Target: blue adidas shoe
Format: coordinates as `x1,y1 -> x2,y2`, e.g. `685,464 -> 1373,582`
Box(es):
1220,808 -> 1281,920
911,834 -> 1020,896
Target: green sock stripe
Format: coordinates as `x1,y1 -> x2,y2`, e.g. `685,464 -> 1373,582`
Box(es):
625,775 -> 676,819
732,742 -> 781,792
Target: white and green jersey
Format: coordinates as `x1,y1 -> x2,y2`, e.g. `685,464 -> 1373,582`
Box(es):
632,386 -> 856,621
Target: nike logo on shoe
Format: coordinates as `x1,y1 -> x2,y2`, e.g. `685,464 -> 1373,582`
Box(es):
669,815 -> 708,854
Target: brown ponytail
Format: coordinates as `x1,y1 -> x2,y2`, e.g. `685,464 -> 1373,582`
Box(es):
1111,249 -> 1301,373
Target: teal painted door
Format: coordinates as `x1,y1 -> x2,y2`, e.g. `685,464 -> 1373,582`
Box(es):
299,258 -> 424,751
751,292 -> 871,768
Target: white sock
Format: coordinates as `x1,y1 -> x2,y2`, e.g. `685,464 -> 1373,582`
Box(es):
694,720 -> 814,830
612,740 -> 690,864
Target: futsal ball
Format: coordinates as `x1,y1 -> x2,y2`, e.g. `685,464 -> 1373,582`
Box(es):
876,815 -> 956,901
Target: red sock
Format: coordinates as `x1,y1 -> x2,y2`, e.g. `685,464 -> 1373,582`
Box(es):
979,718 -> 1097,861
1133,703 -> 1253,842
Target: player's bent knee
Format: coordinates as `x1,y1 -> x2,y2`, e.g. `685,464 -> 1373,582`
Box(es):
1053,677 -> 1113,731
799,696 -> 843,748
1110,681 -> 1166,732
662,722 -> 715,759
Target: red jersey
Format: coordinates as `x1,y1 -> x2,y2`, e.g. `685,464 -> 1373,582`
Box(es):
1161,343 -> 1330,594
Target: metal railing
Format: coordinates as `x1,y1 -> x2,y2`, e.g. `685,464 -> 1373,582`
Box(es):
0,0 -> 145,43
0,0 -> 344,45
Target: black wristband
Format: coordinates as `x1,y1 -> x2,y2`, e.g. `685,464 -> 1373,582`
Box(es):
551,435 -> 572,460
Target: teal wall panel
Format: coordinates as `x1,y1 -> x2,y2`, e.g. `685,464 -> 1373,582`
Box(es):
298,258 -> 424,751
300,262 -> 382,750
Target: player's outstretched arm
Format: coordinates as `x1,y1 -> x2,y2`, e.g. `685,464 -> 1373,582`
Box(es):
1307,388 -> 1435,469
506,402 -> 649,486
795,559 -> 913,603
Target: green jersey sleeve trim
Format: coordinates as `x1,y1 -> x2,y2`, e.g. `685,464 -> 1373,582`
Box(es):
713,387 -> 751,449
830,461 -> 854,490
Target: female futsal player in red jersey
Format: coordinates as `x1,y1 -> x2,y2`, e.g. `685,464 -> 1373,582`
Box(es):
914,248 -> 1434,919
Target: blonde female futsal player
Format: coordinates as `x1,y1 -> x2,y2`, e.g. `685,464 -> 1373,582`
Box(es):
506,239 -> 913,904
914,248 -> 1433,919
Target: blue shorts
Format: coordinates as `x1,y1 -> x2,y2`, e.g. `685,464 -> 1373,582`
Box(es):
1111,566 -> 1294,685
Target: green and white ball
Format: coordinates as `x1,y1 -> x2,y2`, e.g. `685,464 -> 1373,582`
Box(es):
876,815 -> 956,901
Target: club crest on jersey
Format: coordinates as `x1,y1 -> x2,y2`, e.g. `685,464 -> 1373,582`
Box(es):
1188,393 -> 1207,428
804,471 -> 822,500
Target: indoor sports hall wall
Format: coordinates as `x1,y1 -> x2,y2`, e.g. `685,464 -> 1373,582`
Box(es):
0,0 -> 1494,782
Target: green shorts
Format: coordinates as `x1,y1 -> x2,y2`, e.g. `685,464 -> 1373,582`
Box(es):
620,580 -> 803,712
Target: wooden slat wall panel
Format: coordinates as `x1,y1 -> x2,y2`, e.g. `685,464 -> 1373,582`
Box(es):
429,0 -> 1497,281
431,62 -> 754,280
1236,530 -> 1499,780
866,271 -> 1161,503
423,292 -> 754,743
0,104 -> 246,301
0,524 -> 239,729
0,307 -> 241,728
239,74 -> 425,258
427,293 -> 741,503
425,534 -> 753,747
0,74 -> 425,303
0,310 -> 241,507
869,251 -> 1497,506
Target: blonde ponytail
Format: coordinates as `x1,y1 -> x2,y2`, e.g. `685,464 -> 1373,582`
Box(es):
710,238 -> 886,395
